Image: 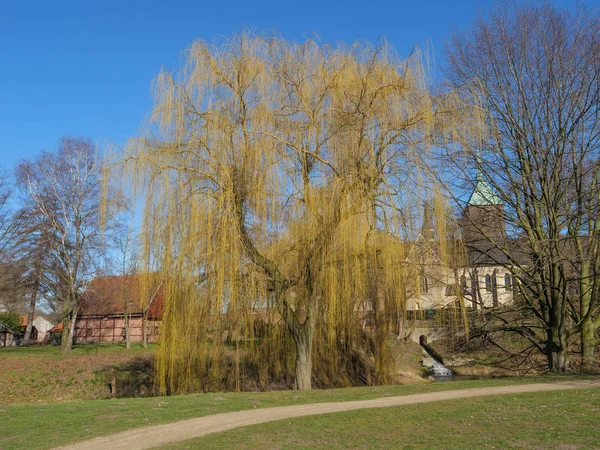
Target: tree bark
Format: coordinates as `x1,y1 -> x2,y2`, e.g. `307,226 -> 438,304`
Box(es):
63,308 -> 78,353
142,312 -> 148,349
291,323 -> 313,390
581,319 -> 598,370
60,312 -> 69,350
122,276 -> 131,350
546,326 -> 568,372
23,278 -> 40,344
124,307 -> 131,350
374,279 -> 391,384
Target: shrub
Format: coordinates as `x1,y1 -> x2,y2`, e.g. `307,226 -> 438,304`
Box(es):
0,312 -> 24,333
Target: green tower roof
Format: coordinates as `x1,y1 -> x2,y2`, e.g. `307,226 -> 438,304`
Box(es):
467,180 -> 503,206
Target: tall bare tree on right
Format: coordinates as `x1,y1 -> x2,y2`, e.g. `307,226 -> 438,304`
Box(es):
446,1 -> 600,371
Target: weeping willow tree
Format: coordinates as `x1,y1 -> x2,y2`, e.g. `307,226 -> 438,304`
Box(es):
122,31 -> 470,392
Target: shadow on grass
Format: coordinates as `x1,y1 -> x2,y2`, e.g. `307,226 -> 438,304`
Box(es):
98,355 -> 156,398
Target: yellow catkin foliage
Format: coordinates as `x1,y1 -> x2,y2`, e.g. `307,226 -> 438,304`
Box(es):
118,31 -> 474,393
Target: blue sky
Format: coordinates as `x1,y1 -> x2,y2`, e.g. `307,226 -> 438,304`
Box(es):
0,0 -> 574,171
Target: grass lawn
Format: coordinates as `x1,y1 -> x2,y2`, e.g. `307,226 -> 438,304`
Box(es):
0,375 -> 597,450
164,388 -> 600,449
0,343 -> 157,359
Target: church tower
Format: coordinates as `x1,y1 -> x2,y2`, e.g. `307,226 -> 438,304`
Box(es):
460,158 -> 512,309
461,164 -> 506,245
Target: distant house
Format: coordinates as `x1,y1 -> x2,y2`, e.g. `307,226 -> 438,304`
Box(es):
0,321 -> 21,347
47,321 -> 65,338
74,274 -> 164,345
20,316 -> 55,342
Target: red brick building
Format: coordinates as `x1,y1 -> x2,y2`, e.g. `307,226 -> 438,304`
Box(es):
74,274 -> 164,345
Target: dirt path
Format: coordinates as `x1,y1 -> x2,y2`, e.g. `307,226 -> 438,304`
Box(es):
55,380 -> 600,450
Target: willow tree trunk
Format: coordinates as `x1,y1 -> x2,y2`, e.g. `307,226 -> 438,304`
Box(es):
291,323 -> 313,390
374,286 -> 391,384
23,278 -> 40,344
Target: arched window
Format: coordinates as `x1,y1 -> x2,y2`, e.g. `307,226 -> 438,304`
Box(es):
504,273 -> 512,290
421,272 -> 429,294
491,271 -> 498,306
485,274 -> 492,292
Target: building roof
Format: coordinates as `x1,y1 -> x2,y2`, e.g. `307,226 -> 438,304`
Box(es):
48,322 -> 67,333
21,315 -> 41,326
464,236 -> 531,267
467,180 -> 503,206
79,274 -> 164,319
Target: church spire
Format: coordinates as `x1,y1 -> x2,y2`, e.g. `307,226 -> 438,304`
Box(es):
468,150 -> 502,206
421,201 -> 434,241
476,148 -> 483,182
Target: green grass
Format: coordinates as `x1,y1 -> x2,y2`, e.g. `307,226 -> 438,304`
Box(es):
0,343 -> 157,359
165,388 -> 600,449
0,344 -> 158,405
0,375 -> 596,450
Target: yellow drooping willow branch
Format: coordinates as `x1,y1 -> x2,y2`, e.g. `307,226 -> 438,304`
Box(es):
120,31 -> 476,393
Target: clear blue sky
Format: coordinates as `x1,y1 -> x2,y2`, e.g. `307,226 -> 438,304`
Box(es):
0,0 -> 575,171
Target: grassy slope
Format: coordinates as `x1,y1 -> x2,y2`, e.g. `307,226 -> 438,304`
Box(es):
0,375 -> 596,450
0,341 -> 427,406
0,344 -> 156,405
166,389 -> 600,450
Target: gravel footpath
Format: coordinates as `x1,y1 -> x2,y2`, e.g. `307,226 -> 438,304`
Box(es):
54,379 -> 600,450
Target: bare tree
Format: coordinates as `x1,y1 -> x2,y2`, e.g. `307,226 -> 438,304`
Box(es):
16,137 -> 126,352
115,228 -> 139,350
0,171 -> 30,316
0,262 -> 28,313
11,206 -> 56,344
445,1 -> 600,371
0,170 -> 21,257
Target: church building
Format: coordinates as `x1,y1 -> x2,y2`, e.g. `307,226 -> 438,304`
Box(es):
460,174 -> 515,309
407,175 -> 517,312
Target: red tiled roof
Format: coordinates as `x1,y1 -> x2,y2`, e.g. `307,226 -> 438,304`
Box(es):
79,274 -> 164,319
21,315 -> 39,327
48,322 -> 68,333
